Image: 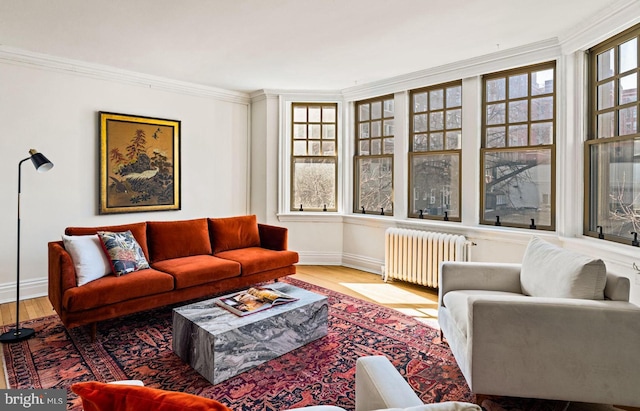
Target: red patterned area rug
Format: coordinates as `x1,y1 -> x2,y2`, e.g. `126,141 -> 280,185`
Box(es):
2,277 -> 568,411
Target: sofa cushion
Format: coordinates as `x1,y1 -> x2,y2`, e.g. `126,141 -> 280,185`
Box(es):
152,255 -> 241,289
71,381 -> 232,411
147,219 -> 212,263
98,230 -> 150,276
66,222 -> 150,260
215,247 -> 299,276
208,215 -> 261,253
63,268 -> 174,312
62,234 -> 112,286
520,237 -> 607,300
442,290 -> 523,338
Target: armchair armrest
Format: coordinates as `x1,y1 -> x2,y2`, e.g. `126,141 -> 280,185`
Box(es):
355,356 -> 423,411
604,272 -> 630,301
468,296 -> 640,404
438,262 -> 522,306
258,223 -> 288,251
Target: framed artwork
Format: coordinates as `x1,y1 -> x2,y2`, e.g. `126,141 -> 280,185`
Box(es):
99,112 -> 181,214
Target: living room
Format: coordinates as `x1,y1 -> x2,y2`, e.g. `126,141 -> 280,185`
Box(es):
1,0 -> 639,410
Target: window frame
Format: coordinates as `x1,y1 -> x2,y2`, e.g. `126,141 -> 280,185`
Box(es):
584,23 -> 640,245
353,94 -> 395,216
290,102 -> 339,212
480,61 -> 557,231
408,80 -> 463,222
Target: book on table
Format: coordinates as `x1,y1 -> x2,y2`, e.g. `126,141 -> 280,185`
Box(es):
214,286 -> 298,316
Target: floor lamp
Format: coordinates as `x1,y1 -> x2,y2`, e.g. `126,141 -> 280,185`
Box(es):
0,149 -> 53,343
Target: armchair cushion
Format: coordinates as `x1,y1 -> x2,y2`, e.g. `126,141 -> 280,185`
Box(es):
520,237 -> 606,300
442,290 -> 523,337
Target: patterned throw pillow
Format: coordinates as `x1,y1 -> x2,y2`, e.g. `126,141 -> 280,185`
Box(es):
97,230 -> 150,276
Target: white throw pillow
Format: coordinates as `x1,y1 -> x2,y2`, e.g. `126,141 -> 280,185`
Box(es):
520,237 -> 607,299
62,234 -> 112,286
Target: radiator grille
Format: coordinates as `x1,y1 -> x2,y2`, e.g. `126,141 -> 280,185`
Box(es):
384,227 -> 469,288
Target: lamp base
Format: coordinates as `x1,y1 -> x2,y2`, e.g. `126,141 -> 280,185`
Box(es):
0,327 -> 35,343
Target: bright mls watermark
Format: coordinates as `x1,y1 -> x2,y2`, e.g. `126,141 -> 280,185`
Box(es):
1,389 -> 65,410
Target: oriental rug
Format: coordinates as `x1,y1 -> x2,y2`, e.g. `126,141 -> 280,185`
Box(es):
2,277 -> 568,411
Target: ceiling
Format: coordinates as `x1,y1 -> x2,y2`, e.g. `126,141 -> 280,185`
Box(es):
0,0 -> 621,93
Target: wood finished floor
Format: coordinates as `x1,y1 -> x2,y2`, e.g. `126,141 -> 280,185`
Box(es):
0,265 -> 631,410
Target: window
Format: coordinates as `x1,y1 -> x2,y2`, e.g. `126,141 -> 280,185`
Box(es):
354,95 -> 394,215
586,24 -> 640,246
409,81 -> 462,221
291,103 -> 338,211
481,62 -> 556,230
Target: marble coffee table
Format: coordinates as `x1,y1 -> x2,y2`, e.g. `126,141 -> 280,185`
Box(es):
172,282 -> 328,384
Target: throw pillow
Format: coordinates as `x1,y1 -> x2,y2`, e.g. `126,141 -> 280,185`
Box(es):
71,381 -> 232,411
208,215 -> 261,253
520,236 -> 607,299
97,230 -> 150,276
62,234 -> 112,286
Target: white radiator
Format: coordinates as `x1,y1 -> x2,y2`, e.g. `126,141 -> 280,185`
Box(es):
384,227 -> 469,288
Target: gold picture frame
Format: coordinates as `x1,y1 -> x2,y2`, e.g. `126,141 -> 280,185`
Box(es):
99,112 -> 181,214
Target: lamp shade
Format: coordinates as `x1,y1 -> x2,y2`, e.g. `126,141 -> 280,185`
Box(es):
28,149 -> 53,172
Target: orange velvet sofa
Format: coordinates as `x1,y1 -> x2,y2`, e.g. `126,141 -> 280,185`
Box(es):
48,215 -> 298,338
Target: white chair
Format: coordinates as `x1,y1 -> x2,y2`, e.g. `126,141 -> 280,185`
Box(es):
438,237 -> 640,408
288,356 -> 480,411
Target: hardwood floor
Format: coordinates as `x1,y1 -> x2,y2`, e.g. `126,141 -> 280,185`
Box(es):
0,296 -> 56,389
0,265 -> 631,410
293,265 -> 441,327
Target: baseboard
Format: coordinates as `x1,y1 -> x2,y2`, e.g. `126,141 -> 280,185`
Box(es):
296,251 -> 343,266
341,253 -> 383,275
0,277 -> 48,304
296,251 -> 383,275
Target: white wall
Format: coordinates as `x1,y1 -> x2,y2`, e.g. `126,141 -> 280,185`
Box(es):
0,53 -> 250,303
250,92 -> 345,264
254,1 -> 640,305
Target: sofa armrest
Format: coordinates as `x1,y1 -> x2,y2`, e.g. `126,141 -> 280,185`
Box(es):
468,296 -> 640,404
355,356 -> 423,411
438,262 -> 522,307
258,223 -> 288,251
48,241 -> 77,314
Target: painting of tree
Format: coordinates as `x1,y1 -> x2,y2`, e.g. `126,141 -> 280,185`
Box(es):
100,112 -> 181,214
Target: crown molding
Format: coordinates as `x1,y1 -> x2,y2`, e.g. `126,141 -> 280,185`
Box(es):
0,46 -> 250,105
341,38 -> 561,101
249,89 -> 282,103
250,89 -> 342,103
559,0 -> 640,53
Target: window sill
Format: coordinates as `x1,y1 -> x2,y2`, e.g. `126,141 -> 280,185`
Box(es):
277,213 -> 344,223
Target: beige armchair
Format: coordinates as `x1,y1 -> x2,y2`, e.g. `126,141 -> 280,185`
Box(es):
438,237 -> 640,408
